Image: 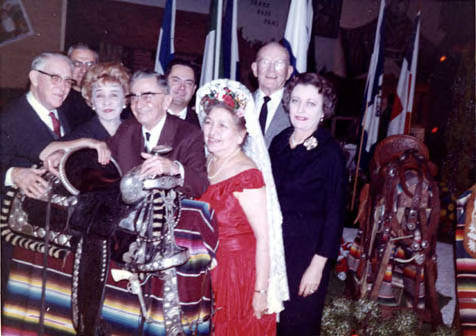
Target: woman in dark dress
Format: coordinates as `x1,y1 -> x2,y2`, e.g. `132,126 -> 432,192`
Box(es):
269,73 -> 346,335
39,62 -> 130,162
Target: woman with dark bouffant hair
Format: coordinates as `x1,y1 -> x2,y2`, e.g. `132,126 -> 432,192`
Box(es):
39,62 -> 130,165
269,72 -> 347,335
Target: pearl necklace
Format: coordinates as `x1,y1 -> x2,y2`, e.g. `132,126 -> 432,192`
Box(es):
207,147 -> 241,180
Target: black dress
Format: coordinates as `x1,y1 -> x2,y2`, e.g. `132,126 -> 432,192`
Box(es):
269,127 -> 346,336
62,115 -> 110,141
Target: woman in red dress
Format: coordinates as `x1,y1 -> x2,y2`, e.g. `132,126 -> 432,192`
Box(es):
196,79 -> 289,335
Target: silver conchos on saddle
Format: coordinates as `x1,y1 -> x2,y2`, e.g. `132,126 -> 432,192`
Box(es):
115,146 -> 189,335
0,148 -> 122,258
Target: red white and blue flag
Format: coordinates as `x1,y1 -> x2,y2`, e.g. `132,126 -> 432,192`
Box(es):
387,12 -> 421,136
154,0 -> 176,74
361,0 -> 386,155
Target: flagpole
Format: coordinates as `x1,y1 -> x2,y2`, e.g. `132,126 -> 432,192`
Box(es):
351,103 -> 369,211
214,0 -> 223,78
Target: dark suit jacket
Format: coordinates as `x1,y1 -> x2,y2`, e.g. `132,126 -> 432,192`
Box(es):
184,106 -> 200,127
0,94 -> 71,197
107,115 -> 208,198
168,106 -> 200,127
61,89 -> 95,131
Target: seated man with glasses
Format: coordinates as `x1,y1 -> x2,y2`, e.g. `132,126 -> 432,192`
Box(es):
251,41 -> 294,147
62,43 -> 99,130
165,59 -> 200,127
107,71 -> 208,198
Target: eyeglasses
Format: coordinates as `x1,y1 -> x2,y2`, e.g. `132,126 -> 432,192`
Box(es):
127,92 -> 164,102
257,59 -> 288,71
72,60 -> 96,69
35,69 -> 76,87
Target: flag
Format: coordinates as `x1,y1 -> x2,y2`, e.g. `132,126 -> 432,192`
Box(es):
283,0 -> 313,73
387,12 -> 421,136
200,0 -> 223,86
221,0 -> 239,80
361,0 -> 386,155
154,0 -> 176,74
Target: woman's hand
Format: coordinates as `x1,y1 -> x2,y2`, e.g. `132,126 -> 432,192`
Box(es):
88,140 -> 111,165
298,254 -> 327,297
252,291 -> 267,319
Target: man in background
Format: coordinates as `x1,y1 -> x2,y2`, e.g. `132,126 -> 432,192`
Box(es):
165,59 -> 200,126
251,42 -> 294,147
62,43 -> 98,130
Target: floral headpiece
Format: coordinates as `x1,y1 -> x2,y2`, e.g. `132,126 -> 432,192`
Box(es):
200,86 -> 248,117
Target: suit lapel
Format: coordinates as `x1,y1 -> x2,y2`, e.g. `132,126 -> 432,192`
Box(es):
157,115 -> 176,148
23,96 -> 58,140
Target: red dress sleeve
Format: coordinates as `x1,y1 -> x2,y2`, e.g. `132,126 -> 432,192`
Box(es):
228,168 -> 265,193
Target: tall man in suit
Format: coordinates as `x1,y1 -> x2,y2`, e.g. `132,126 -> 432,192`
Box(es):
107,71 -> 208,198
165,59 -> 200,127
0,52 -> 74,199
62,43 -> 98,130
0,52 -> 73,303
251,42 -> 294,147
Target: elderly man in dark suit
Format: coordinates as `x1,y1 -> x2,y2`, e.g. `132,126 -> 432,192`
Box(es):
165,59 -> 200,127
107,71 -> 208,198
0,52 -> 74,199
251,42 -> 294,147
0,52 -> 73,308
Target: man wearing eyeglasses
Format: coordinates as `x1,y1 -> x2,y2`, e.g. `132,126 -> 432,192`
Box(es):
62,43 -> 98,130
106,71 -> 208,198
0,52 -> 74,200
251,42 -> 294,147
165,59 -> 200,127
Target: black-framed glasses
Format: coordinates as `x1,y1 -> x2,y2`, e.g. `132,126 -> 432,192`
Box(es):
35,69 -> 76,87
127,92 -> 164,102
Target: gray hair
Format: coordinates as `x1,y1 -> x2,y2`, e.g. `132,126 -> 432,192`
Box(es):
31,52 -> 73,71
130,71 -> 170,94
67,43 -> 99,62
255,41 -> 291,64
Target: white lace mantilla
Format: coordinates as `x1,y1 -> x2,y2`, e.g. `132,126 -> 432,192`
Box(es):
195,79 -> 289,316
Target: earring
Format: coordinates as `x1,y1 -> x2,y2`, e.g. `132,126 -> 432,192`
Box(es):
92,106 -> 96,111
123,104 -> 127,109
319,116 -> 324,123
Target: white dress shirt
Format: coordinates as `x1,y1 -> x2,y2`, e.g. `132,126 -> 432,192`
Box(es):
141,114 -> 184,178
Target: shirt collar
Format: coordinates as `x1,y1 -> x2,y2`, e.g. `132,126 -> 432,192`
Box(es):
257,88 -> 284,103
167,107 -> 187,120
142,114 -> 167,151
26,91 -> 56,117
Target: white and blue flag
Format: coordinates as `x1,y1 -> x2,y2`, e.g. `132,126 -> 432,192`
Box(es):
154,0 -> 176,74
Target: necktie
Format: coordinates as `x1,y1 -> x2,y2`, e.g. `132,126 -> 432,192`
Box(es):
259,96 -> 271,134
49,111 -> 61,137
144,132 -> 151,152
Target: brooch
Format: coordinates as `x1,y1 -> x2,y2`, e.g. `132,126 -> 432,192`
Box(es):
303,136 -> 318,151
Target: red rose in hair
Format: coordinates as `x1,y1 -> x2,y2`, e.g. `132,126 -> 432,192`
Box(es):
222,94 -> 235,108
